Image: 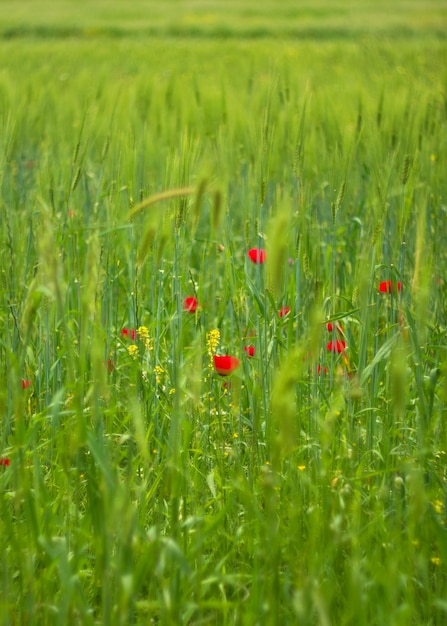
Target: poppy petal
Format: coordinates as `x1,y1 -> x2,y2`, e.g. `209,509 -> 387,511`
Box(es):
247,248 -> 266,264
326,322 -> 343,333
379,280 -> 402,294
279,306 -> 290,318
213,355 -> 241,376
327,340 -> 346,353
183,296 -> 198,313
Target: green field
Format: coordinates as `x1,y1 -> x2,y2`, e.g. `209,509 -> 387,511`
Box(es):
0,0 -> 446,39
1,1 -> 447,624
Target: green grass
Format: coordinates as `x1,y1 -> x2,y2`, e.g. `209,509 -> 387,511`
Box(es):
1,2 -> 447,624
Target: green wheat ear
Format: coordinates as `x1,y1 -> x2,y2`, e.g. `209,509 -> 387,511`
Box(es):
335,180 -> 346,214
137,222 -> 157,267
101,135 -> 110,163
266,209 -> 289,297
401,154 -> 411,186
371,220 -> 382,247
192,177 -> 208,226
20,276 -> 42,338
175,196 -> 188,230
211,189 -> 223,231
71,166 -> 81,192
303,252 -> 311,280
260,178 -> 266,205
129,186 -> 196,219
270,347 -> 303,461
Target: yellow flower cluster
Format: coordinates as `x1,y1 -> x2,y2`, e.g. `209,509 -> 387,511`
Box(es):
137,326 -> 149,340
432,499 -> 444,515
128,344 -> 139,359
153,365 -> 165,385
206,328 -> 221,369
137,326 -> 152,350
206,328 -> 220,363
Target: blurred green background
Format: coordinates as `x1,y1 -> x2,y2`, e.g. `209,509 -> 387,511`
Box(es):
0,0 -> 445,39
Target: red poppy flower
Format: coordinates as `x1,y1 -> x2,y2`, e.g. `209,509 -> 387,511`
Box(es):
326,322 -> 343,333
0,458 -> 10,467
21,379 -> 31,390
213,355 -> 240,376
279,306 -> 290,318
379,280 -> 402,294
317,365 -> 328,375
122,328 -> 136,340
183,296 -> 198,313
244,345 -> 255,357
327,340 -> 346,353
247,248 -> 266,264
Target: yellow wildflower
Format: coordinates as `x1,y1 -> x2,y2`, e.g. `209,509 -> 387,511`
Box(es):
207,328 -> 220,354
432,500 -> 444,515
137,325 -> 149,339
137,326 -> 152,350
206,328 -> 220,366
154,365 -> 165,385
128,344 -> 139,359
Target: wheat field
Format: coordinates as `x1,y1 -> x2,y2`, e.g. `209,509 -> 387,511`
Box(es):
1,1 -> 447,624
